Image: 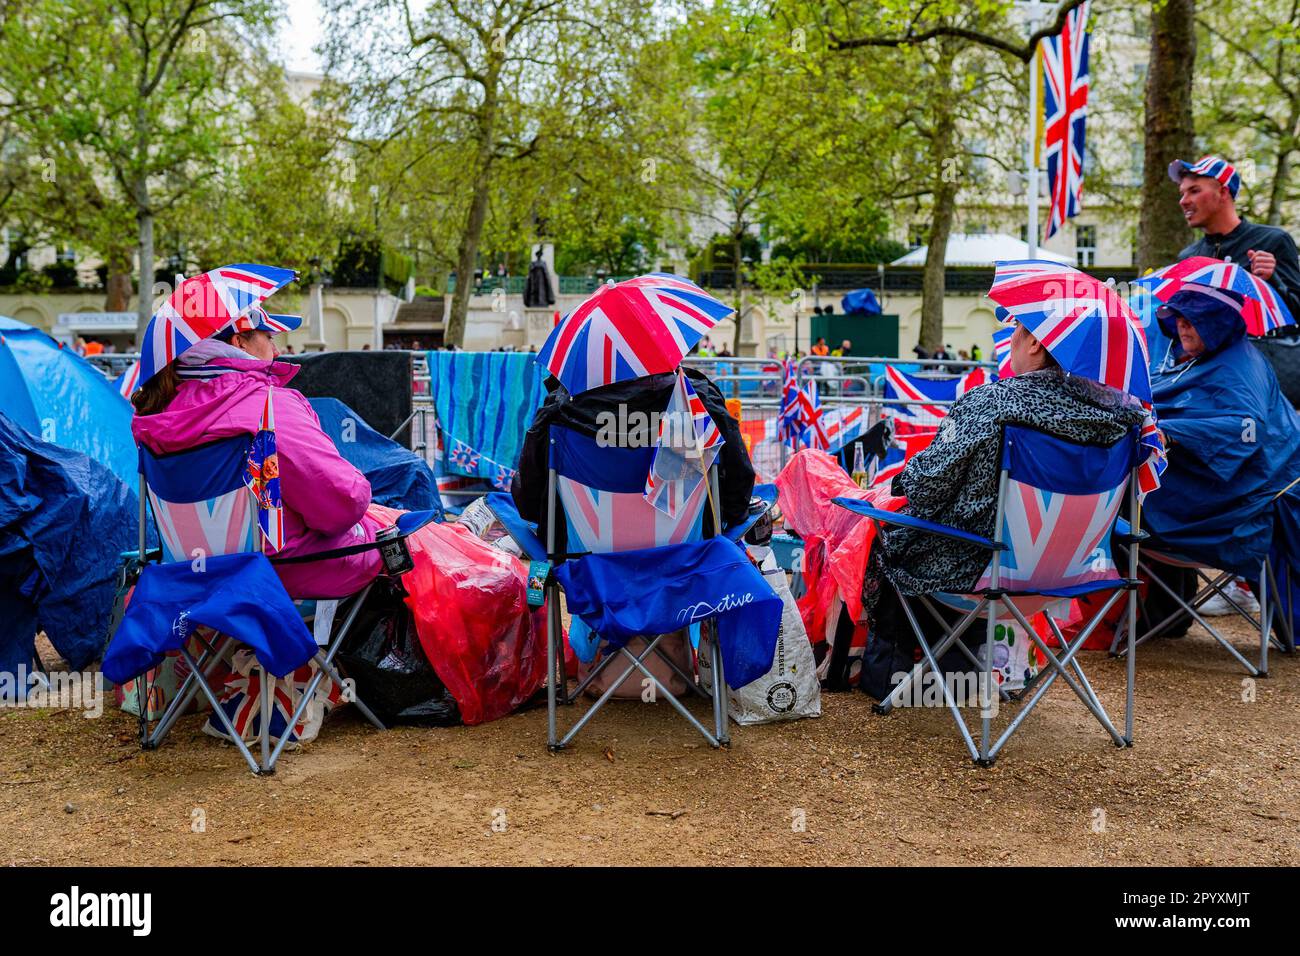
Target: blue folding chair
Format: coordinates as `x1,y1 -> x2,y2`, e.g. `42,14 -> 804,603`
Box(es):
1112,536 -> 1295,678
114,429 -> 437,775
834,425 -> 1145,765
486,423 -> 769,750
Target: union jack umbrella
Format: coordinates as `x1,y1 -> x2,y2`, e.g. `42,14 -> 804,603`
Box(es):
536,273 -> 734,394
114,360 -> 141,399
988,259 -> 1152,404
138,263 -> 297,386
990,260 -> 1166,496
1041,0 -> 1091,241
991,325 -> 1014,378
242,386 -> 285,552
1134,256 -> 1295,334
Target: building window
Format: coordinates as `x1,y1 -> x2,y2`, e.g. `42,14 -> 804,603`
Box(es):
1019,224 -> 1029,244
908,224 -> 927,250
1076,224 -> 1097,268
57,246 -> 76,263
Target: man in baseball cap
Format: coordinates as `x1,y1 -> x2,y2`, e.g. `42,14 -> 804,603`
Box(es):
1169,154 -> 1300,321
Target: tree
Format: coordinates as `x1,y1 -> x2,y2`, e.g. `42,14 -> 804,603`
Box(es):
1135,0 -> 1195,269
1196,0 -> 1300,225
818,0 -> 1026,350
322,0 -> 649,346
0,0 -> 280,337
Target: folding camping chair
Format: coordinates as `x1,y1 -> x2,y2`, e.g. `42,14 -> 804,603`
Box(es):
1110,540 -> 1295,678
834,425 -> 1145,765
485,425 -> 767,751
124,432 -> 432,775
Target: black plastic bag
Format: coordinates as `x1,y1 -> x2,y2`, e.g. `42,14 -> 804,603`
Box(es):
338,580 -> 460,725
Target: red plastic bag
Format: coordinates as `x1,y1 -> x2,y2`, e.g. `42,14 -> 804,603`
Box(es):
370,505 -> 551,725
775,450 -> 905,640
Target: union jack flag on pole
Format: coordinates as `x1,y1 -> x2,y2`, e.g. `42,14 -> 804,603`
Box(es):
644,369 -> 725,517
1041,1 -> 1091,242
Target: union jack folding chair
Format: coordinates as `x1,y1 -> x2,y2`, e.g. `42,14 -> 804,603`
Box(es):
834,425 -> 1145,765
1111,540 -> 1295,678
122,429 -> 435,775
485,425 -> 766,750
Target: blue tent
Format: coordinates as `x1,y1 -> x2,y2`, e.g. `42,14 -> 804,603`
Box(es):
0,412 -> 140,680
0,316 -> 136,487
309,397 -> 442,516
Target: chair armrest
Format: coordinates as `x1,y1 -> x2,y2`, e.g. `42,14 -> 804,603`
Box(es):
1112,516 -> 1150,544
483,492 -> 549,562
395,509 -> 441,537
831,496 -> 1005,551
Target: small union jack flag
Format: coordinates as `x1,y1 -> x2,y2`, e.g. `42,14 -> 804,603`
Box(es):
1041,1 -> 1090,241
778,360 -> 803,444
242,387 -> 284,552
644,369 -> 724,517
797,379 -> 829,451
493,463 -> 518,491
448,440 -> 480,473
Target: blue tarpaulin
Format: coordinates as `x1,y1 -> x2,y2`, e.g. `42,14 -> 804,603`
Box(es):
1145,303 -> 1300,580
308,397 -> 442,516
0,316 -> 136,487
841,289 -> 882,315
0,412 -> 140,679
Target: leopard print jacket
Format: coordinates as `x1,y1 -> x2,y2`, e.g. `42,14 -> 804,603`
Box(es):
873,368 -> 1147,598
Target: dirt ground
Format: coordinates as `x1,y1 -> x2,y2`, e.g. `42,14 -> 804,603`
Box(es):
2,613 -> 1297,867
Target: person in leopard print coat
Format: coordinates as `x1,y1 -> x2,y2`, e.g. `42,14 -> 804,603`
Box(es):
871,323 -> 1148,600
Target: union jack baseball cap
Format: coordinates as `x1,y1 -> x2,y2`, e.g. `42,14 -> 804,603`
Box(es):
1168,155 -> 1240,198
217,306 -> 302,339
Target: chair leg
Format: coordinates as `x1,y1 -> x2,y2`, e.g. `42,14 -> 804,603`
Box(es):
266,584 -> 378,771
1125,584 -> 1137,745
178,648 -> 262,775
979,605 -> 997,765
259,662 -> 272,774
710,621 -> 729,746
1259,558 -> 1269,677
546,588 -> 560,750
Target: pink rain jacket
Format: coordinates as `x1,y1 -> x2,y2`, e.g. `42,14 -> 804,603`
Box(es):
131,357 -> 383,599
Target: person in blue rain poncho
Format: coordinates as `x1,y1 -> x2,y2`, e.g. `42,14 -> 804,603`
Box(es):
1141,285 -> 1300,632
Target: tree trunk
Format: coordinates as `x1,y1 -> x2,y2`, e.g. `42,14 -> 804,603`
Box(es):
731,230 -> 744,356
445,71 -> 500,349
1135,0 -> 1196,271
104,248 -> 134,312
920,63 -> 958,354
1266,126 -> 1296,226
135,205 -> 154,346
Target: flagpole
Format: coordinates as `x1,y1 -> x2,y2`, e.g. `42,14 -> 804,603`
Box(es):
1024,0 -> 1044,258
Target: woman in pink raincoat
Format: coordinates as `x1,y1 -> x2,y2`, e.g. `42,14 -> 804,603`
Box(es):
130,309 -> 382,599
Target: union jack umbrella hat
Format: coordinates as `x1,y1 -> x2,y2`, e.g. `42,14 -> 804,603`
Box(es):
137,263 -> 297,386
1133,255 -> 1294,335
535,273 -> 734,395
1168,155 -> 1240,198
988,259 -> 1152,404
217,306 -> 303,338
